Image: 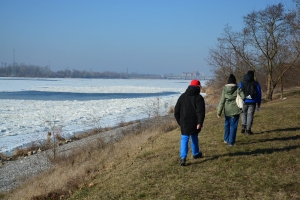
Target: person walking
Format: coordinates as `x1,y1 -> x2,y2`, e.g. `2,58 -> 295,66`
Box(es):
174,79 -> 205,166
217,74 -> 245,146
238,70 -> 262,135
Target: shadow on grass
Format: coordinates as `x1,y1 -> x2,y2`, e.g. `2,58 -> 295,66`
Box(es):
238,134 -> 300,145
192,145 -> 300,165
255,127 -> 300,134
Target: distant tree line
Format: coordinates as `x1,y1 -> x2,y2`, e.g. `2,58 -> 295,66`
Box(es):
0,63 -> 163,79
206,2 -> 300,101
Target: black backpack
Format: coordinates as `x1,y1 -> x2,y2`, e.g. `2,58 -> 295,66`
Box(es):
242,81 -> 257,100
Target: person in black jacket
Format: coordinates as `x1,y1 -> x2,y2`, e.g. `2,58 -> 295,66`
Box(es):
174,80 -> 205,166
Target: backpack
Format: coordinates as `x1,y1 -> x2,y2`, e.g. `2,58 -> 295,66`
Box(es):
242,81 -> 257,100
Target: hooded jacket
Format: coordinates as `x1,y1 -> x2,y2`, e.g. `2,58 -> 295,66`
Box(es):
217,84 -> 245,117
174,86 -> 205,134
238,74 -> 262,105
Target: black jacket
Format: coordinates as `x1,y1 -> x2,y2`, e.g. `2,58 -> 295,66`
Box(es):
174,86 -> 205,134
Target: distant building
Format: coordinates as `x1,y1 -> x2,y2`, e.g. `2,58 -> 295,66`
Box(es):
181,70 -> 200,79
166,70 -> 212,80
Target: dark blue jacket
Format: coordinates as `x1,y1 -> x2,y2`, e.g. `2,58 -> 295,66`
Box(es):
238,74 -> 262,105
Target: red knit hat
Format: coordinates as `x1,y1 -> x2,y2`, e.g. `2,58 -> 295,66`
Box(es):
190,79 -> 201,87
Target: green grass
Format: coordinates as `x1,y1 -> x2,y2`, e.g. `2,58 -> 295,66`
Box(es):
68,89 -> 300,200
3,88 -> 300,200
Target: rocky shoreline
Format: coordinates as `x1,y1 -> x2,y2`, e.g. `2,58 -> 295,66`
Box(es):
0,114 -> 174,193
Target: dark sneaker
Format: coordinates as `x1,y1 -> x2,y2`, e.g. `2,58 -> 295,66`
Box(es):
246,129 -> 253,135
193,152 -> 203,159
180,158 -> 186,166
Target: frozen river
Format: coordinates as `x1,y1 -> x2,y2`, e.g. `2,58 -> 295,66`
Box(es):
0,78 -> 206,156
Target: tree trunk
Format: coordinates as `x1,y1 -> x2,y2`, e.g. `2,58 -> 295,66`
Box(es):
266,73 -> 273,101
280,77 -> 283,99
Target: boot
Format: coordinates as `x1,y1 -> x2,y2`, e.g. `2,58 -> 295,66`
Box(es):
246,129 -> 253,135
193,152 -> 203,159
180,158 -> 186,166
241,125 -> 246,133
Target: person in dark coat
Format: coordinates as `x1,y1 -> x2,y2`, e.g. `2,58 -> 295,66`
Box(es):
174,79 -> 205,166
238,70 -> 262,135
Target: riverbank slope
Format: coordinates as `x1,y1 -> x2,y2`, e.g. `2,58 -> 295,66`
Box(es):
2,88 -> 300,200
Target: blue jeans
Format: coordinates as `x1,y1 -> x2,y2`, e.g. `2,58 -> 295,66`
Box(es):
242,104 -> 256,130
180,134 -> 201,159
224,115 -> 240,145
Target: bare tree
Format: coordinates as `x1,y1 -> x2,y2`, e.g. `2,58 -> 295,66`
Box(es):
206,41 -> 248,87
209,3 -> 300,100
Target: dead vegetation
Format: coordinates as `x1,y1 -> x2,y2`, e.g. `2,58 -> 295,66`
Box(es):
1,89 -> 300,199
1,115 -> 178,200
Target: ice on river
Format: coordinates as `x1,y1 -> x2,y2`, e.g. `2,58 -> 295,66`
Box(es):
0,77 -> 206,156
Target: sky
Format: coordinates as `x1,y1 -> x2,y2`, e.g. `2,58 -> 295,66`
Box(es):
0,0 -> 296,76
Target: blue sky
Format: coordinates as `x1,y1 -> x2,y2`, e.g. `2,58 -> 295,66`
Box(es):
0,0 -> 295,76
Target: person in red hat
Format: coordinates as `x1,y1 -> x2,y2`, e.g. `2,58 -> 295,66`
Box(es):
174,79 -> 206,166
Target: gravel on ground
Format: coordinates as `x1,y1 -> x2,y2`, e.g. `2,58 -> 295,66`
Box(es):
0,114 -> 174,193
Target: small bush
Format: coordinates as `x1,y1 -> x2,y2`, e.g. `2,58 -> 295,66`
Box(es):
168,106 -> 174,114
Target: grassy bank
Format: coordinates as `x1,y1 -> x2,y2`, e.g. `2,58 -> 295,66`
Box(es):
3,88 -> 300,199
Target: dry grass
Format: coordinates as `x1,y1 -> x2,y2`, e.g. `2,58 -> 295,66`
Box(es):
2,89 -> 300,200
7,123 -> 130,161
202,85 -> 222,105
67,89 -> 300,200
2,115 -> 178,200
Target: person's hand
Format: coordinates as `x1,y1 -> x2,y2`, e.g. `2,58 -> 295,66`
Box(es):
217,115 -> 220,118
197,124 -> 201,129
